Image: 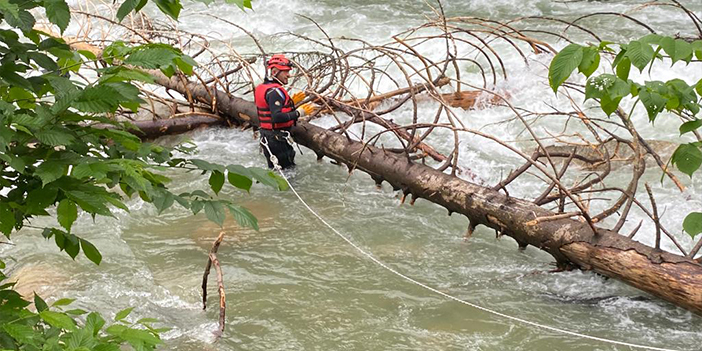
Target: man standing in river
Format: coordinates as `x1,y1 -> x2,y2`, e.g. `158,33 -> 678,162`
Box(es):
255,54 -> 314,169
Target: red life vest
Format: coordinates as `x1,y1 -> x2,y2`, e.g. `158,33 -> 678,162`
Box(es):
254,82 -> 295,130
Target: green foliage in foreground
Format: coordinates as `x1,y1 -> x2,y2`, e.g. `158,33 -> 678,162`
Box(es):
0,0 -> 262,348
548,35 -> 702,240
1,259 -> 166,350
0,0 -> 271,263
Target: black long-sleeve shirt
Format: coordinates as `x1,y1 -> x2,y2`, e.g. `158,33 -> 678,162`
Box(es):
263,79 -> 299,126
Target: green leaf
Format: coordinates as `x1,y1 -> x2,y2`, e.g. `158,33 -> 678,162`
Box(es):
66,191 -> 113,217
680,120 -> 702,135
134,0 -> 148,12
626,40 -> 654,71
52,298 -> 75,306
224,0 -> 252,9
227,165 -> 253,192
549,43 -> 584,93
190,159 -> 223,172
0,0 -> 21,21
3,323 -> 38,346
190,199 -> 204,214
0,64 -> 33,90
660,37 -> 692,64
47,77 -> 80,113
36,129 -> 75,146
65,328 -> 95,349
66,308 -> 87,315
98,66 -> 154,84
40,310 -> 77,331
30,52 -> 60,72
612,48 -> 627,68
665,79 -> 698,114
683,212 -> 702,239
125,48 -> 178,69
599,94 -> 621,116
616,56 -> 631,81
209,171 -> 225,195
250,168 -> 282,189
153,191 -> 174,214
180,54 -> 198,67
173,195 -> 189,209
78,49 -> 97,60
102,194 -> 129,212
227,204 -> 258,230
53,228 -> 70,251
671,143 -> 702,177
44,0 -> 70,33
203,201 -> 225,226
26,187 -> 58,214
85,312 -> 106,336
0,203 -> 16,236
121,328 -> 163,346
696,78 -> 702,96
1,153 -> 26,172
640,34 -> 663,45
584,74 -> 630,116
72,86 -> 121,113
115,307 -> 134,321
5,9 -> 35,32
578,46 -> 600,78
34,160 -> 68,186
104,82 -> 143,103
106,324 -> 127,336
80,239 -> 102,265
72,163 -> 96,180
116,0 -> 139,21
34,293 -> 48,312
639,89 -> 666,121
137,318 -> 159,324
153,0 -> 182,20
57,199 -> 78,231
174,57 -> 193,75
160,64 -> 176,78
64,233 -> 80,259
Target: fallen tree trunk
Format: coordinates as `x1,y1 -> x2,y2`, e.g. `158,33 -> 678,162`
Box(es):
148,73 -> 702,315
128,113 -> 226,138
291,123 -> 702,314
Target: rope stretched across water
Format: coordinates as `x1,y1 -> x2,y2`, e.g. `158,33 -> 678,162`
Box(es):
259,136 -> 680,351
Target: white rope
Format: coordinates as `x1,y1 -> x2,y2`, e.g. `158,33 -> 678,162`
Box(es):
260,138 -> 681,351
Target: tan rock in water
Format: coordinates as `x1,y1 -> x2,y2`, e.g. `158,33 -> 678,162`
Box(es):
9,263 -> 71,300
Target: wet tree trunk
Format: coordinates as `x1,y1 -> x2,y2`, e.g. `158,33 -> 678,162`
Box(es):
129,114 -> 227,137
149,72 -> 702,315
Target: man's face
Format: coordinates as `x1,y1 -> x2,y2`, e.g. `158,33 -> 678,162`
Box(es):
274,68 -> 290,85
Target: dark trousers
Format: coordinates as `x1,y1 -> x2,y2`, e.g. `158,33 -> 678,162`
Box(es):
260,130 -> 296,169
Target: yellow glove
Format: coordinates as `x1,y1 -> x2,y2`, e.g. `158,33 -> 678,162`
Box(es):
296,103 -> 315,117
292,91 -> 306,105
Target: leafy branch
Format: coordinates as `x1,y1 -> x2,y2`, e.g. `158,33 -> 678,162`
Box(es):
549,34 -> 702,242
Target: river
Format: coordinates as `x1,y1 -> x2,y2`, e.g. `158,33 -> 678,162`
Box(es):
3,0 -> 702,350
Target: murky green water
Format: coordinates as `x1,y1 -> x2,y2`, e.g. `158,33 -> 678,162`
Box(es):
4,0 -> 702,350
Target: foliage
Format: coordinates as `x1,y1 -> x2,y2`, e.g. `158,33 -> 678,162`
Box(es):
0,0 -> 271,263
0,0 -> 263,348
548,35 -> 702,240
0,259 -> 166,350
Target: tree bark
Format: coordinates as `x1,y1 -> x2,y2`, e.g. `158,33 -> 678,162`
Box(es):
149,73 -> 702,315
130,114 -> 227,138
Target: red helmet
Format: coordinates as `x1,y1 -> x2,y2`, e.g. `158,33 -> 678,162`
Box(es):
267,54 -> 293,71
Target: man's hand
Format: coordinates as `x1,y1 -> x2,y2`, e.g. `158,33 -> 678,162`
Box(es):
296,103 -> 315,117
292,91 -> 306,105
